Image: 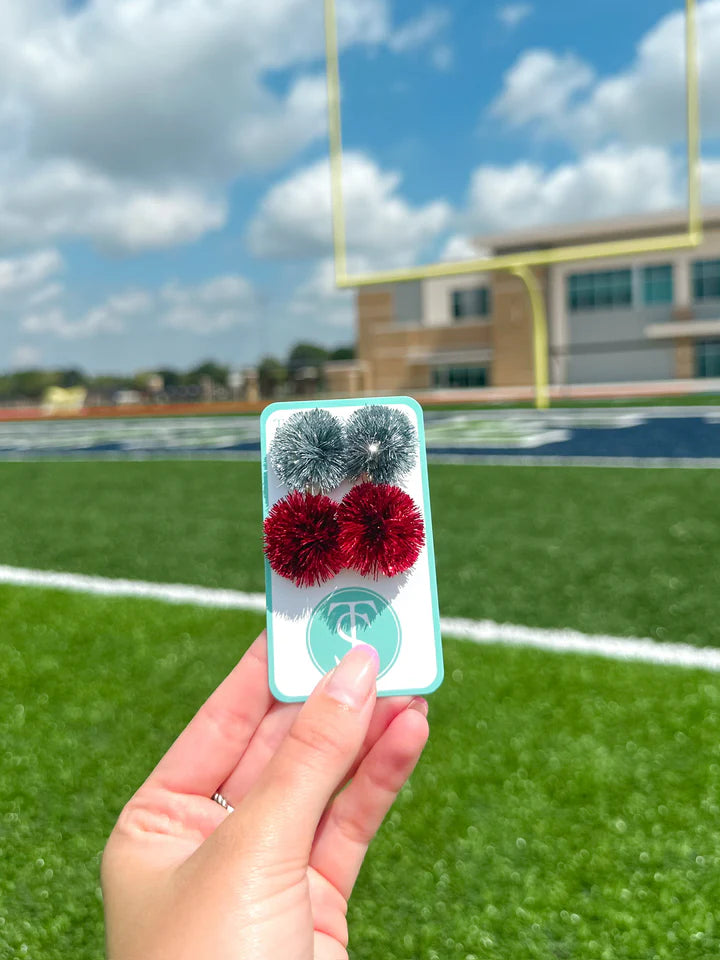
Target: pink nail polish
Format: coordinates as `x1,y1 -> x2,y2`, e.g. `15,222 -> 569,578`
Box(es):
326,645 -> 379,708
408,697 -> 429,717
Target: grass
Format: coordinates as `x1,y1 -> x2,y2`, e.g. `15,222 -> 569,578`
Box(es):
1,585 -> 719,959
0,587 -> 256,959
0,461 -> 719,646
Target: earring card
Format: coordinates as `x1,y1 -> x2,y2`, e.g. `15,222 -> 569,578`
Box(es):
260,396 -> 443,703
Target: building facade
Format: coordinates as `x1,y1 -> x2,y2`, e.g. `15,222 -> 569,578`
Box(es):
328,208 -> 720,396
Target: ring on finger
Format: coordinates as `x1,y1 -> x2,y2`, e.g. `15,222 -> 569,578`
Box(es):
211,791 -> 235,813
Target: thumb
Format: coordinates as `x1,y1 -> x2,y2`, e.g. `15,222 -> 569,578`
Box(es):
240,644 -> 379,861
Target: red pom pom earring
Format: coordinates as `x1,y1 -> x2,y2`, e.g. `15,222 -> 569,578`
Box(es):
337,482 -> 425,579
263,490 -> 344,587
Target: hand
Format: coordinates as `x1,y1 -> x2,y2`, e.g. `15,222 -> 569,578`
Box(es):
102,632 -> 429,960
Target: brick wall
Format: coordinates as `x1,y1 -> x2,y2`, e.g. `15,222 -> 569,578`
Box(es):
489,272 -> 538,387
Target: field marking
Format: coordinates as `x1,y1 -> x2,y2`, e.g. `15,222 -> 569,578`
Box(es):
3,453 -> 720,469
440,617 -> 720,670
2,408 -> 720,468
0,564 -> 266,612
427,454 -> 720,469
2,564 -> 720,673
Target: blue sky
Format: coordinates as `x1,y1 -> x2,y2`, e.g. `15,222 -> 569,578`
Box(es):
1,0 -> 717,374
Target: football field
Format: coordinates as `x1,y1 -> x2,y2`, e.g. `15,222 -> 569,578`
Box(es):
2,460 -> 720,959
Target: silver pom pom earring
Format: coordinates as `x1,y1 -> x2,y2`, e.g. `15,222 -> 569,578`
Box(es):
270,408 -> 347,494
344,404 -> 417,485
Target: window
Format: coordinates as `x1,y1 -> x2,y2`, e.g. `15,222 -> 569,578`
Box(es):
693,260 -> 720,301
452,287 -> 490,320
643,264 -> 673,304
695,340 -> 720,378
432,366 -> 488,389
568,269 -> 633,311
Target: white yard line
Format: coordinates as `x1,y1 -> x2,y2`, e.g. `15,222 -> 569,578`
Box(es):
0,564 -> 266,612
440,617 -> 720,671
426,455 -> 720,469
2,564 -> 719,673
4,453 -> 720,469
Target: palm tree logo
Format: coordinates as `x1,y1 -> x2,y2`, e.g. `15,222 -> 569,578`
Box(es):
306,588 -> 401,679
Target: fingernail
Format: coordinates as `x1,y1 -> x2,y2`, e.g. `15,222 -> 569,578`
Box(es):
326,644 -> 379,709
408,697 -> 429,717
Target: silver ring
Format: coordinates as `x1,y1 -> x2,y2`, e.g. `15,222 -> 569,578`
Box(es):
211,791 -> 235,813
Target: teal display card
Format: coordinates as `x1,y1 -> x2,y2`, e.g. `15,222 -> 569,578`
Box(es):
260,396 -> 443,703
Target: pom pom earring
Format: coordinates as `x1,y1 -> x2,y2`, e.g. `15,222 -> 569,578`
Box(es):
344,405 -> 417,484
338,482 -> 425,579
263,490 -> 344,587
271,408 -> 347,493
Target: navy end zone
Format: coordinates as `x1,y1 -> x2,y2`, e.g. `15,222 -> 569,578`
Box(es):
4,407 -> 720,466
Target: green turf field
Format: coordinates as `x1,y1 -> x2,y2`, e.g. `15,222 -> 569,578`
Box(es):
0,461 -> 718,646
2,460 -> 720,958
2,587 -> 719,959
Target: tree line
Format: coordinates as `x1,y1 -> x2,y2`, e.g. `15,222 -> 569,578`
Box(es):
0,343 -> 354,402
0,361 -> 231,401
257,343 -> 354,398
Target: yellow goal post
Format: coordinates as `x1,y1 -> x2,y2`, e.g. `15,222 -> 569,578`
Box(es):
322,0 -> 702,408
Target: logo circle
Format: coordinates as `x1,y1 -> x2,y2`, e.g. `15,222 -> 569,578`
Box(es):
306,587 -> 401,679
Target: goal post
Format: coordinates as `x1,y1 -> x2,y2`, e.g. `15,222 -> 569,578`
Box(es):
322,0 -> 703,408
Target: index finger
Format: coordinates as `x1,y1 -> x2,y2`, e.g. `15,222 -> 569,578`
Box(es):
145,630 -> 275,797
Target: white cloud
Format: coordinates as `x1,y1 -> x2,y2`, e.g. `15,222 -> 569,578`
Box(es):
463,146 -> 678,235
91,187 -> 227,255
0,248 -> 62,294
26,282 -> 63,306
389,7 -> 450,53
0,0 -> 459,257
5,0 -> 386,181
0,0 -> 441,185
497,4 -> 533,29
22,306 -> 124,340
0,159 -> 227,254
101,291 -> 154,316
77,291 -> 152,339
247,152 -> 451,267
0,0 -> 397,253
20,273 -> 256,340
491,0 -> 720,147
21,287 -> 151,340
288,257 -> 365,331
388,7 -> 452,72
491,50 -> 594,128
253,142 -> 688,276
440,234 -> 485,262
0,250 -> 65,353
701,158 -> 720,204
477,3 -> 720,235
230,75 -> 328,175
160,276 -> 257,333
565,2 -> 705,145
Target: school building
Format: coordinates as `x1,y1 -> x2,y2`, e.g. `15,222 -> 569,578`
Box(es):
325,207 -> 720,397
